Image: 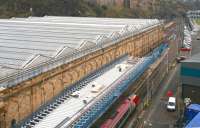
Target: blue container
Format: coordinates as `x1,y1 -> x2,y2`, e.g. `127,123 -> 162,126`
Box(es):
185,113 -> 200,128
184,104 -> 200,123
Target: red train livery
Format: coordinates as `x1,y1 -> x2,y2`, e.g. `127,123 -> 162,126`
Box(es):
100,94 -> 140,128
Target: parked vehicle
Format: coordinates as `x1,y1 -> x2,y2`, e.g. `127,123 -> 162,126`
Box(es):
100,94 -> 140,128
166,97 -> 176,111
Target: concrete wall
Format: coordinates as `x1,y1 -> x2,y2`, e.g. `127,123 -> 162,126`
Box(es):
0,26 -> 163,128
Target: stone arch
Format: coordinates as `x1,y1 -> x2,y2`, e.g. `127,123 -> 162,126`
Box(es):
94,56 -> 102,69
75,64 -> 85,80
89,59 -> 97,72
123,43 -> 128,55
116,46 -> 123,58
127,42 -> 132,54
32,84 -> 43,112
0,111 -> 6,128
18,90 -> 32,120
51,75 -> 63,96
69,70 -> 78,84
6,98 -> 19,128
108,50 -> 115,61
121,45 -> 127,55
63,71 -> 73,87
102,54 -> 108,65
91,58 -> 98,70
43,81 -> 54,103
105,53 -> 111,64
85,61 -> 93,75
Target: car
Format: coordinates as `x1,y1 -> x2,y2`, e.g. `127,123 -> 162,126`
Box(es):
167,97 -> 176,111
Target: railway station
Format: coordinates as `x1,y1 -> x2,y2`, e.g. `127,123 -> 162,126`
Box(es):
0,16 -> 178,128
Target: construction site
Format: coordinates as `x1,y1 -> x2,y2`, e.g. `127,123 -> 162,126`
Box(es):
0,16 -> 179,128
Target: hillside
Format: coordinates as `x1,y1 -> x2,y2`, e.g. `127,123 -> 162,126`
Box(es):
0,0 -> 189,19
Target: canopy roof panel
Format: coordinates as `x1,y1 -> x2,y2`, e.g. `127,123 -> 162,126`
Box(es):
0,16 -> 161,87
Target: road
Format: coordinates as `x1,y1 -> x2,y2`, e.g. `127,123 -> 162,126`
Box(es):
140,27 -> 200,128
142,64 -> 180,128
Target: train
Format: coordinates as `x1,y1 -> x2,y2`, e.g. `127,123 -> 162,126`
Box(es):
100,94 -> 140,128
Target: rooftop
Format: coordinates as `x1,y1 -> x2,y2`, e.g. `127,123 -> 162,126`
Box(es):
0,16 -> 161,88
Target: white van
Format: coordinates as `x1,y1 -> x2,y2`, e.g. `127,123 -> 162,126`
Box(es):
167,97 -> 176,111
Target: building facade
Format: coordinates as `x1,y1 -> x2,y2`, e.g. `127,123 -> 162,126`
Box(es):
181,53 -> 200,104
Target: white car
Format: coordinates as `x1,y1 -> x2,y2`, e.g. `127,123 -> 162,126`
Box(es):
167,97 -> 176,111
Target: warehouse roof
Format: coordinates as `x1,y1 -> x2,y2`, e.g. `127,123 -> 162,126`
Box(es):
0,16 -> 161,88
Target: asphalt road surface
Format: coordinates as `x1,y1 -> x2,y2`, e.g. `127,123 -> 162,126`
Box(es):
142,64 -> 180,128
141,29 -> 200,128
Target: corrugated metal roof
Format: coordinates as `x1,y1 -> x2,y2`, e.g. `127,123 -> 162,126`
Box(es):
0,16 -> 161,88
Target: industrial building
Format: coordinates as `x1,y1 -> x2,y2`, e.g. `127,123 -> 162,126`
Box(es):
0,16 -> 179,128
181,53 -> 200,104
